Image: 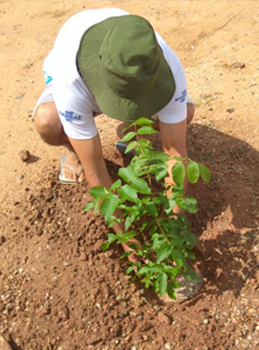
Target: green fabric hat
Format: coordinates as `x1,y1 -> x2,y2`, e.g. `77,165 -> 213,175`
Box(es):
77,15 -> 175,122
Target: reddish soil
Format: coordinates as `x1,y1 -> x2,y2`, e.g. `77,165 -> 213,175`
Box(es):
1,1 -> 259,350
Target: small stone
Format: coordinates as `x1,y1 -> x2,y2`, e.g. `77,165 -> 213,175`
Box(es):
0,236 -> 6,245
203,318 -> 210,325
153,305 -> 161,312
248,308 -> 256,314
18,149 -> 30,162
165,343 -> 171,349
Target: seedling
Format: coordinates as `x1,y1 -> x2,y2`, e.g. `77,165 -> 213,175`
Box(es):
84,117 -> 211,300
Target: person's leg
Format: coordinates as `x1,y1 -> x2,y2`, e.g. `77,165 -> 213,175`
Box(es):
34,100 -> 82,182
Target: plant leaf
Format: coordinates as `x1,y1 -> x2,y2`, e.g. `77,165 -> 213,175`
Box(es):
101,242 -> 110,251
90,186 -> 111,199
187,161 -> 200,183
171,249 -> 183,267
107,233 -> 118,244
149,264 -> 163,273
171,184 -> 184,197
176,197 -> 198,214
145,151 -> 170,164
84,202 -> 94,211
126,266 -> 134,275
125,215 -> 135,230
172,163 -> 185,186
164,197 -> 176,214
131,178 -> 151,195
120,251 -> 133,259
135,117 -> 154,126
138,266 -> 149,275
125,141 -> 139,153
137,126 -> 158,135
167,282 -> 177,300
100,195 -> 120,220
118,167 -> 135,183
145,202 -> 158,217
173,156 -> 186,162
110,179 -> 122,191
120,131 -> 136,142
170,237 -> 184,247
198,163 -> 211,182
153,236 -> 165,251
183,230 -> 200,245
156,245 -> 172,263
139,138 -> 153,149
117,184 -> 138,203
158,272 -> 168,296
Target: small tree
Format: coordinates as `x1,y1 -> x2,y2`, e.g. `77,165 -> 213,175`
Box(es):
84,117 -> 211,300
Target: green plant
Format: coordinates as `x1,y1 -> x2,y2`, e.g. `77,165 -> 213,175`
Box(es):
84,117 -> 211,300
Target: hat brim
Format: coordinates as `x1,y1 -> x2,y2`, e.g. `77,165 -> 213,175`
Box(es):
77,15 -> 175,123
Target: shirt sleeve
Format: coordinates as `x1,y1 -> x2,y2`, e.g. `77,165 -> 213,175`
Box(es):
53,80 -> 99,140
156,34 -> 188,124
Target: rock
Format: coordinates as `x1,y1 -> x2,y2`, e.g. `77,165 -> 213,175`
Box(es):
18,149 -> 30,162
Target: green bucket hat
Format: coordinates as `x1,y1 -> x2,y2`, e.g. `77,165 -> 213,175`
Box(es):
77,15 -> 175,122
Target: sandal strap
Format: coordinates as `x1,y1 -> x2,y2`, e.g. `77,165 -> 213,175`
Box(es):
62,162 -> 83,176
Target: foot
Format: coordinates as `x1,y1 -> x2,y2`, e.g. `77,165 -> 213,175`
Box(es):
59,151 -> 83,184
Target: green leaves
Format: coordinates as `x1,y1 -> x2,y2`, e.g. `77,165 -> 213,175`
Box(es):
83,116 -> 210,300
117,185 -> 138,203
187,162 -> 200,183
137,126 -> 157,135
187,160 -> 211,183
172,159 -> 211,186
172,163 -> 185,186
118,167 -> 151,195
158,272 -> 168,296
90,186 -> 111,199
120,131 -> 136,142
100,195 -> 120,220
198,163 -> 211,182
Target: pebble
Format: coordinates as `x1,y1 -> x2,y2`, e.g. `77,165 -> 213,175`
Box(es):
203,318 -> 210,325
18,149 -> 30,162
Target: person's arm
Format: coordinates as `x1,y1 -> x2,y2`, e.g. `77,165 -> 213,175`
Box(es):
68,134 -> 124,234
159,118 -> 188,214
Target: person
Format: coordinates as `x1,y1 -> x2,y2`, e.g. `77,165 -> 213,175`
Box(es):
34,8 -> 196,272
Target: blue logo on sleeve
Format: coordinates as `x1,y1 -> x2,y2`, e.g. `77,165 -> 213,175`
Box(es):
175,89 -> 187,103
59,111 -> 82,122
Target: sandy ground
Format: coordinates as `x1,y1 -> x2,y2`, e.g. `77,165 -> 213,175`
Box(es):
1,1 -> 259,349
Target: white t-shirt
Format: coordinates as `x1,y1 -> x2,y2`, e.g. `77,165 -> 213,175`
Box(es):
43,8 -> 187,140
